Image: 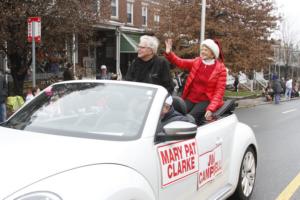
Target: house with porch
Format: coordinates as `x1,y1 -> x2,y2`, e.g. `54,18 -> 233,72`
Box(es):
73,0 -> 161,79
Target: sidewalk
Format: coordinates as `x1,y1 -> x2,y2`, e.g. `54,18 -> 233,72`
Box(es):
235,97 -> 267,108
234,96 -> 300,108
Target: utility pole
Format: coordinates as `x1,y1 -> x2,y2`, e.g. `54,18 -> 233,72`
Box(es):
116,27 -> 121,80
72,33 -> 76,76
32,22 -> 36,87
200,0 -> 206,47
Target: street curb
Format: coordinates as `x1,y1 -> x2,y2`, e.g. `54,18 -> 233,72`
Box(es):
236,101 -> 269,109
236,96 -> 300,109
226,94 -> 261,100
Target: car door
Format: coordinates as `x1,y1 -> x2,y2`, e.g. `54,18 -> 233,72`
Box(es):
195,115 -> 236,199
156,138 -> 200,200
155,117 -> 236,200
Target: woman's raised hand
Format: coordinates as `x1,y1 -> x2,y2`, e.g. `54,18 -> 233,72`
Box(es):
165,38 -> 172,54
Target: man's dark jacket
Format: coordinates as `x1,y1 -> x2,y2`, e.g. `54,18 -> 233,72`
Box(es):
272,79 -> 283,94
125,55 -> 174,93
63,68 -> 74,81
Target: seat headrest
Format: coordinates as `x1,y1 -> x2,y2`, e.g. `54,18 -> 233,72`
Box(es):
172,96 -> 187,115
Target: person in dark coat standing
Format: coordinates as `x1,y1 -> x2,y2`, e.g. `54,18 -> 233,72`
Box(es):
233,74 -> 239,93
125,35 -> 174,94
0,69 -> 8,123
63,63 -> 74,81
272,74 -> 282,104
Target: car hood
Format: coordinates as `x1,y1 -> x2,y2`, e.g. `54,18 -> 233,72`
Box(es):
0,126 -> 155,199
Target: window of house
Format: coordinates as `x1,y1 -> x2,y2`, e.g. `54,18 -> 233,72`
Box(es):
111,0 -> 119,18
49,0 -> 56,7
127,2 -> 133,24
142,6 -> 148,26
96,0 -> 101,13
91,0 -> 101,14
154,14 -> 160,23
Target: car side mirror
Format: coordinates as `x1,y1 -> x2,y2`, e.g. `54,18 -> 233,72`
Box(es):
155,121 -> 197,143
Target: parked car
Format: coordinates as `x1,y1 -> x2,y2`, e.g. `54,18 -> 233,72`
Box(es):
0,80 -> 257,200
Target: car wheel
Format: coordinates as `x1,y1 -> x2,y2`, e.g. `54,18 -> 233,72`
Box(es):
231,146 -> 256,200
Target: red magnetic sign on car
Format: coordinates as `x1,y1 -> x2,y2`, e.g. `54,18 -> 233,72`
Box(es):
157,139 -> 199,187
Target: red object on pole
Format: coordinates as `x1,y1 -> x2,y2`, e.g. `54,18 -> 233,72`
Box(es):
28,17 -> 41,43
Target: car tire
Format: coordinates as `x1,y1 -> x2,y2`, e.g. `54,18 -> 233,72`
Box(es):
231,146 -> 256,200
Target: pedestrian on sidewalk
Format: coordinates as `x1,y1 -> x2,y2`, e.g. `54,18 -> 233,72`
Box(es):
63,63 -> 74,81
285,77 -> 293,100
233,74 -> 239,94
25,86 -> 40,102
272,74 -> 283,104
280,77 -> 286,94
263,82 -> 274,102
96,65 -> 112,80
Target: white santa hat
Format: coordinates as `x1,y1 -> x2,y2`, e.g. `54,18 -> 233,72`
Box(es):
201,39 -> 219,59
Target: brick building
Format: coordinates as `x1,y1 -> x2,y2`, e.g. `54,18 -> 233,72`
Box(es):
0,0 -> 162,94
74,0 -> 161,79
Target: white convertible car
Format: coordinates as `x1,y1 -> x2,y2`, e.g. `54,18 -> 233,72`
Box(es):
0,80 -> 257,200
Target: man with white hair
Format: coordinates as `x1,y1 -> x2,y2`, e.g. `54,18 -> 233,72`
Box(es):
125,35 -> 174,93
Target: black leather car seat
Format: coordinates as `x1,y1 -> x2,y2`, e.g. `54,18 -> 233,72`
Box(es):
172,96 -> 196,124
212,99 -> 236,119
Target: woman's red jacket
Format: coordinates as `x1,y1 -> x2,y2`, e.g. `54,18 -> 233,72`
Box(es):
164,52 -> 227,112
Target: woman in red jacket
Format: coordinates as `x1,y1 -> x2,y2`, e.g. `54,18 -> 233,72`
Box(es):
164,39 -> 227,125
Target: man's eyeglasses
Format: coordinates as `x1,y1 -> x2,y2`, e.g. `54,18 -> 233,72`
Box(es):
137,45 -> 149,49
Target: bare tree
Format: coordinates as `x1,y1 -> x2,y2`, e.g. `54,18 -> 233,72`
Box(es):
156,0 -> 279,73
0,0 -> 109,95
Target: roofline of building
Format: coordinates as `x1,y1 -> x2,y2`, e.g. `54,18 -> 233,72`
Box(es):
93,20 -> 147,34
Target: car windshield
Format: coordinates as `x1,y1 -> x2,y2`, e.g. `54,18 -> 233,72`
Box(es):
4,82 -> 156,141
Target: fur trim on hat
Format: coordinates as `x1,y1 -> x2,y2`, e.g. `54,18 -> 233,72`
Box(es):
201,39 -> 219,59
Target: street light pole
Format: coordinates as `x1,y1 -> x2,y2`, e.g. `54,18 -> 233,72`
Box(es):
32,22 -> 36,88
72,33 -> 76,76
200,0 -> 206,47
116,27 -> 121,80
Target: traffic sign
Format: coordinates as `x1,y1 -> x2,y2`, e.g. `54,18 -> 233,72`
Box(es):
28,17 -> 41,43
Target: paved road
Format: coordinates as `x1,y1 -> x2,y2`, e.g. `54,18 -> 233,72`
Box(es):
235,99 -> 300,200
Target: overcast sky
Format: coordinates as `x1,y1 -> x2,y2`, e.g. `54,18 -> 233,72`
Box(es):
274,0 -> 300,42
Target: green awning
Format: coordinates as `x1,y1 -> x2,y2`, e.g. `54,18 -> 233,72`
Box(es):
120,33 -> 140,53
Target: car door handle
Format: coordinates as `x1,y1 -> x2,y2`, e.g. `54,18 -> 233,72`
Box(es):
216,137 -> 223,145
